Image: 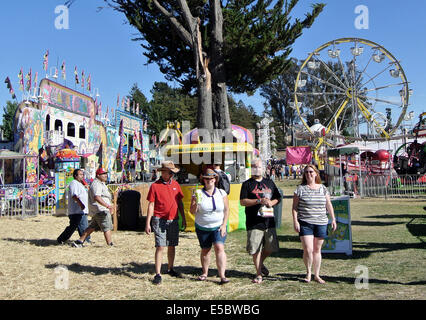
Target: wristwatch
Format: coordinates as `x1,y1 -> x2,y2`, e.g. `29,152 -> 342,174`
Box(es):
256,199 -> 261,204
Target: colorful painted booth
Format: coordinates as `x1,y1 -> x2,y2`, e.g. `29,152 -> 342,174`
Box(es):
163,142 -> 254,232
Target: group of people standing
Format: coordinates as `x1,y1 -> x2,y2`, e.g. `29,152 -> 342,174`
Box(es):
266,163 -> 305,181
58,158 -> 336,286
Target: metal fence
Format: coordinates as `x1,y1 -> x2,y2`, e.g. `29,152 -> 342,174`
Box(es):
0,182 -> 150,218
0,183 -> 43,217
328,173 -> 426,198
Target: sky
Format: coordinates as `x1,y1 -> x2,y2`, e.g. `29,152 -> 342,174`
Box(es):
0,0 -> 425,130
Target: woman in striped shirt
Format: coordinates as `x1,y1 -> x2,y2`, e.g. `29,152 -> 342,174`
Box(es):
292,164 -> 337,284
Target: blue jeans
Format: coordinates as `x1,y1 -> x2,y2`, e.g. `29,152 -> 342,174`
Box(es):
57,214 -> 91,243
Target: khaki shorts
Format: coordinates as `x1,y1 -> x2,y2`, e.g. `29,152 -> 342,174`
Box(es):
88,211 -> 113,232
246,228 -> 279,255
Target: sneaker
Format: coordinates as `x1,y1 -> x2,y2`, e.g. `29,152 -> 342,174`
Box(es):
167,268 -> 181,278
153,274 -> 162,285
72,240 -> 84,248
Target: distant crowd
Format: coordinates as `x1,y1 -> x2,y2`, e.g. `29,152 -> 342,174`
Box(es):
265,162 -> 307,181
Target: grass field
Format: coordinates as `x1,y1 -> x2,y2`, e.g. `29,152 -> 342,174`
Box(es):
0,179 -> 425,300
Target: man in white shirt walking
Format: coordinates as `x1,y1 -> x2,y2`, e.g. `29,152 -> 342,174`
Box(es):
57,169 -> 91,244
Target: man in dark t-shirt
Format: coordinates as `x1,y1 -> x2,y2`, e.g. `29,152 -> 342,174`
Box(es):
240,159 -> 282,284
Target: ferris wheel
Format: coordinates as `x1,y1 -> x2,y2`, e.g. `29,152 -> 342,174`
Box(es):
294,38 -> 410,146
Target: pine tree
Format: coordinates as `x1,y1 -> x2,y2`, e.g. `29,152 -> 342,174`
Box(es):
107,0 -> 325,131
0,101 -> 19,141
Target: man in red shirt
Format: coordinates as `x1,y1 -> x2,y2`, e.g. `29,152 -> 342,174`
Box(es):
146,161 -> 186,285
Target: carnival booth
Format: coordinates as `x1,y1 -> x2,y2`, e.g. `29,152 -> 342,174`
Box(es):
163,141 -> 253,232
54,148 -> 81,215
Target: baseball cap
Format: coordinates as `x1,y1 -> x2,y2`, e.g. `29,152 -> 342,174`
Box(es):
96,168 -> 108,175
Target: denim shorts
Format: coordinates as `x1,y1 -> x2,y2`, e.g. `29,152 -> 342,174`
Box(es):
298,220 -> 328,238
195,227 -> 227,249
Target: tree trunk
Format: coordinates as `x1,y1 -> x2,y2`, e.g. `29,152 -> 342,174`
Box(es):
197,62 -> 213,132
210,0 -> 230,131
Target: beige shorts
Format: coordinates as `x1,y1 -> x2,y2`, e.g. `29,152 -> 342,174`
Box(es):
88,211 -> 113,232
246,228 -> 279,255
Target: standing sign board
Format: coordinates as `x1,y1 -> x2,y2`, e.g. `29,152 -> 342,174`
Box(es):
322,195 -> 352,255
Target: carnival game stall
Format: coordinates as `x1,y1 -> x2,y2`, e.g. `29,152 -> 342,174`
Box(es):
163,141 -> 254,232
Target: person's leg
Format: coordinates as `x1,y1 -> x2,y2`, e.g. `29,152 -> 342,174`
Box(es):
260,228 -> 279,276
167,246 -> 176,271
247,229 -> 264,282
57,215 -> 79,243
78,227 -> 95,242
214,243 -> 227,280
252,251 -> 262,277
300,235 -> 314,282
167,219 -> 180,272
77,214 -> 91,242
313,237 -> 325,284
155,246 -> 165,275
103,230 -> 112,245
200,247 -> 211,278
260,249 -> 272,275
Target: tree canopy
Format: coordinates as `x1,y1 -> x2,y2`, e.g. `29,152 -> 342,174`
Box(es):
107,0 -> 325,130
0,101 -> 19,141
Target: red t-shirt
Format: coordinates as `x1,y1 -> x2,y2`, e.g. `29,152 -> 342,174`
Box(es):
146,179 -> 184,220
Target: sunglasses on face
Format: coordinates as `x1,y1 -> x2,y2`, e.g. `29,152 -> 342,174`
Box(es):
204,177 -> 215,180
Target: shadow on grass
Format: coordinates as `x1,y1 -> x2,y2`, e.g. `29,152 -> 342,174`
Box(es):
368,214 -> 426,220
406,224 -> 426,238
45,262 -> 254,284
277,235 -> 300,243
2,238 -> 59,247
351,220 -> 405,227
272,241 -> 426,261
274,272 -> 426,286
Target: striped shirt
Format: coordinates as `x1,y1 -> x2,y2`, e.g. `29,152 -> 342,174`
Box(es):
294,184 -> 329,225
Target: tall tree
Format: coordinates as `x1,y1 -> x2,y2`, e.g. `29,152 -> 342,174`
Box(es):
228,96 -> 261,130
107,0 -> 325,132
143,82 -> 197,137
128,83 -> 150,119
0,101 -> 19,141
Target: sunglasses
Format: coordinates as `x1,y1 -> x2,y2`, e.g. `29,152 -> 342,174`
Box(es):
204,177 -> 215,180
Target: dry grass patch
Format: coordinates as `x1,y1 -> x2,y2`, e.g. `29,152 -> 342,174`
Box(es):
0,183 -> 425,300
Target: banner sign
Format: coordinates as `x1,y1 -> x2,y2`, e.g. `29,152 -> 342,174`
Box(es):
322,195 -> 352,255
115,110 -> 143,132
39,79 -> 94,117
286,146 -> 312,165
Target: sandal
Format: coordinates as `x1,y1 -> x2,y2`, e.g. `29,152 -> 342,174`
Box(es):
198,275 -> 207,281
252,275 -> 263,284
219,278 -> 230,285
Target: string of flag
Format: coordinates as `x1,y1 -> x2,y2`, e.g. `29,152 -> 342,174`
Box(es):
4,49 -> 149,132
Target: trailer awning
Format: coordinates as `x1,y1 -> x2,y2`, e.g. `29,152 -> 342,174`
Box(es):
164,143 -> 253,155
